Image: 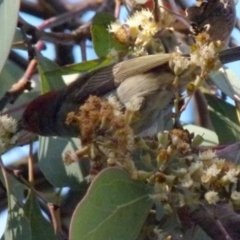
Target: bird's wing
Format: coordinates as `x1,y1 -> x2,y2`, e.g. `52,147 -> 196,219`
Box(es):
65,53 -> 171,103
65,64 -> 116,103
113,53 -> 171,83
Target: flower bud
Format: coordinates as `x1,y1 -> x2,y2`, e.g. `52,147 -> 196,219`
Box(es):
157,131 -> 169,148
231,191 -> 240,207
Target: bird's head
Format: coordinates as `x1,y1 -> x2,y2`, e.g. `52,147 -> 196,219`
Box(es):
20,91 -> 60,136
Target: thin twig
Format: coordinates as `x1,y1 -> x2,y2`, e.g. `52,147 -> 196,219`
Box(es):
20,0 -> 48,19
1,163 -> 50,204
114,0 -> 121,19
193,89 -> 213,129
0,157 -> 10,201
167,0 -> 190,28
153,0 -> 160,23
80,41 -> 87,61
28,141 -> 34,183
0,41 -> 44,111
48,203 -> 63,235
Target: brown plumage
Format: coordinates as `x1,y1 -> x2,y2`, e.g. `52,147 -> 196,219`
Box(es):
186,0 -> 236,42
21,54 -> 185,137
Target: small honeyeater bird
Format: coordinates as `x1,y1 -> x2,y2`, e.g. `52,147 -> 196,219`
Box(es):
20,0 -> 238,137
21,54 -> 185,137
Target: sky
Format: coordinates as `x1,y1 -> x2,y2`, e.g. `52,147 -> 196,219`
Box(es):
1,0 -> 240,237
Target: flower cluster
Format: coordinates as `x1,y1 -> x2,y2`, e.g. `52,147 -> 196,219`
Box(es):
190,33 -> 224,74
65,95 -> 137,178
108,7 -> 174,55
0,115 -> 18,154
65,94 -> 240,210
65,5 -> 232,210
147,130 -> 240,209
169,32 -> 224,78
169,52 -> 191,76
169,32 -> 225,94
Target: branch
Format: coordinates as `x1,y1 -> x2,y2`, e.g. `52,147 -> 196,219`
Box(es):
193,89 -> 213,129
38,0 -> 68,15
219,46 -> 240,64
9,50 -> 28,70
0,42 -> 44,111
20,1 -> 49,19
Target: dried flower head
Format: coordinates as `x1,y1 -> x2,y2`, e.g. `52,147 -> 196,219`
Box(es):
65,96 -> 136,178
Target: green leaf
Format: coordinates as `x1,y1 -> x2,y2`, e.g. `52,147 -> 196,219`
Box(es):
204,93 -> 240,144
69,168 -> 153,240
0,0 -> 20,74
184,124 -> 219,146
12,29 -> 26,50
38,136 -> 87,189
1,195 -> 31,240
0,163 -> 30,240
0,59 -> 40,118
91,12 -> 127,57
24,191 -> 57,240
0,171 -> 26,204
45,56 -> 114,76
209,68 -> 240,99
13,29 -> 24,42
36,53 -> 66,93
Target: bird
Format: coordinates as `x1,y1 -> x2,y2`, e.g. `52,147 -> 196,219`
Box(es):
20,0 -> 238,138
21,53 -> 190,137
20,43 -> 240,138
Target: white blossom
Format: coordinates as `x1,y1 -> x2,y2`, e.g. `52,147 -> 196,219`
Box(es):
180,174 -> 193,188
189,161 -> 203,174
190,40 -> 223,73
0,115 -> 17,133
201,164 -> 221,183
108,7 -> 173,49
224,168 -> 239,183
150,182 -> 169,203
108,21 -> 122,33
231,191 -> 240,206
205,164 -> 221,177
171,53 -> 190,75
199,149 -> 217,161
205,191 -> 219,204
